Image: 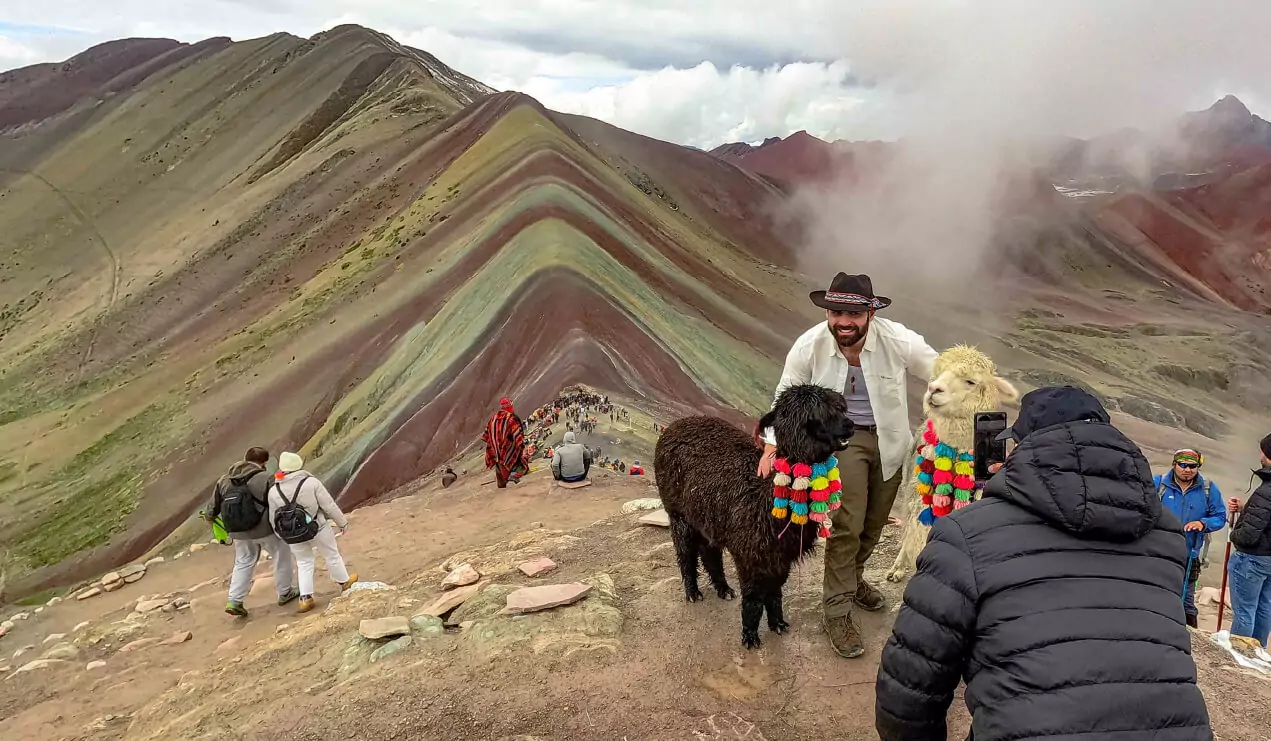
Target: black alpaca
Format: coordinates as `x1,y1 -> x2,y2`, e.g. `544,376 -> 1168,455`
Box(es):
654,384 -> 853,648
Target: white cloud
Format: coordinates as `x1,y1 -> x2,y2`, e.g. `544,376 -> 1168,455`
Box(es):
524,61 -> 881,150
0,35 -> 45,72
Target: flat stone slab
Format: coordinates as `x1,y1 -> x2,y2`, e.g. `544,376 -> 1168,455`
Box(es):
621,498 -> 663,514
504,583 -> 593,614
557,480 -> 593,489
359,617 -> 411,640
441,563 -> 481,589
518,557 -> 558,577
420,581 -> 486,617
76,588 -> 102,601
102,572 -> 122,586
639,509 -> 671,527
135,599 -> 170,614
161,631 -> 193,645
118,564 -> 146,579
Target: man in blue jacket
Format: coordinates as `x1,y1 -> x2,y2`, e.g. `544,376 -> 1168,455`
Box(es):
1155,448 -> 1227,627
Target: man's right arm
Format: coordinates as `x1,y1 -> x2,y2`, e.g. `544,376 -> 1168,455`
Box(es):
761,338 -> 813,448
206,478 -> 223,521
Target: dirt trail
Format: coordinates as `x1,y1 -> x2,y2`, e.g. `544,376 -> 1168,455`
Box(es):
2,467 -> 1268,740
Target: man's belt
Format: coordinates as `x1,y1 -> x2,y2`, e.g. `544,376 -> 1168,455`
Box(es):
853,423 -> 879,434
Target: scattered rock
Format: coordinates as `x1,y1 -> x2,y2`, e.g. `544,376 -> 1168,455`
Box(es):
10,612 -> 29,621
420,581 -> 487,617
459,620 -> 475,631
161,604 -> 176,613
13,658 -> 66,675
189,543 -> 206,553
529,522 -> 544,529
518,557 -> 558,577
76,587 -> 102,601
102,572 -> 123,586
188,577 -> 220,593
396,598 -> 420,610
505,583 -> 593,614
103,580 -> 124,592
42,643 -> 79,661
73,621 -> 91,632
174,552 -> 185,560
642,542 -> 675,560
13,645 -> 35,660
442,563 -> 481,589
359,617 -> 411,640
119,637 -> 163,653
409,615 -> 445,637
639,509 -> 671,527
121,564 -> 147,584
369,635 -> 413,663
0,625 -> 7,639
144,557 -> 165,567
215,637 -> 242,654
87,660 -> 107,671
621,498 -> 663,514
1,619 -> 12,630
46,596 -> 62,607
557,479 -> 593,489
134,599 -> 170,614
42,633 -> 66,645
342,581 -> 394,595
161,631 -> 193,645
276,624 -> 290,634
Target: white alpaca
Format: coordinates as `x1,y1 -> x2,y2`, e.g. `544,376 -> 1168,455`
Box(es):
885,345 -> 1018,583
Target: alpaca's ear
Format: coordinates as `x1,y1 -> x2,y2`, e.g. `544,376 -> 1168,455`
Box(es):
994,376 -> 1020,404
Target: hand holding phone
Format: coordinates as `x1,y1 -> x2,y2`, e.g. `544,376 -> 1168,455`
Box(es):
974,412 -> 1009,481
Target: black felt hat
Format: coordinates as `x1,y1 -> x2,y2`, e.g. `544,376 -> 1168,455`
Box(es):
809,273 -> 891,312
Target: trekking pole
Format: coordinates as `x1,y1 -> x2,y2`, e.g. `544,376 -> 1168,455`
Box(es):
1216,510 -> 1236,631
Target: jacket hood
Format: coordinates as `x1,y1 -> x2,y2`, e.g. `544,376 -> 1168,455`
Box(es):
984,421 -> 1162,542
227,460 -> 265,481
563,431 -> 577,444
1256,466 -> 1271,483
279,469 -> 312,482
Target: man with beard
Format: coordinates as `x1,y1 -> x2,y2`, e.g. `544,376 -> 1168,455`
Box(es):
758,273 -> 938,658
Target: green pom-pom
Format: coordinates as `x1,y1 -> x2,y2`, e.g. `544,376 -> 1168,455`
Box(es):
811,501 -> 828,513
935,483 -> 954,495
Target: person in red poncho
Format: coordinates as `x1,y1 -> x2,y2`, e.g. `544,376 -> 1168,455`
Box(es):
483,397 -> 529,488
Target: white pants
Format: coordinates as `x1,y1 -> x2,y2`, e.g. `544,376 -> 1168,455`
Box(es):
228,534 -> 296,604
289,524 -> 349,596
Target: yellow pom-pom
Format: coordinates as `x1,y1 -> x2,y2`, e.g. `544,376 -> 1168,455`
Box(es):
811,476 -> 829,491
954,461 -> 974,477
934,458 -> 953,471
916,482 -> 933,496
772,507 -> 788,519
792,514 -> 808,525
827,468 -> 840,482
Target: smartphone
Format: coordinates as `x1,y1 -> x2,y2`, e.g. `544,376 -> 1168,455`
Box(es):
974,412 -> 1009,481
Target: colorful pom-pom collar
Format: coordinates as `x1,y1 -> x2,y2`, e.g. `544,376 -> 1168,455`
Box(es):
913,419 -> 980,525
772,454 -> 842,539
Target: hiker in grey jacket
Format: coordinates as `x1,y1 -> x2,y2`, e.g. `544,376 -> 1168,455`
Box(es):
206,447 -> 298,617
267,452 -> 357,613
551,431 -> 592,483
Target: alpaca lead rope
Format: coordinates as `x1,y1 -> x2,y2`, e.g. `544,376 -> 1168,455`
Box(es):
771,454 -> 843,538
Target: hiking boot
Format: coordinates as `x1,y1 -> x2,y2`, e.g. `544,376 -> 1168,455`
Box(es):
225,601 -> 248,618
297,595 -> 315,613
854,580 -> 886,612
824,614 -> 865,658
340,573 -> 359,592
277,588 -> 300,606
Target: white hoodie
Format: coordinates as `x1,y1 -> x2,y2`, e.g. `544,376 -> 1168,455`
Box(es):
266,470 -> 348,530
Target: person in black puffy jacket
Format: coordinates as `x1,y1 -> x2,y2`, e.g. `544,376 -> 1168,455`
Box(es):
1224,433 -> 1271,646
876,386 -> 1211,741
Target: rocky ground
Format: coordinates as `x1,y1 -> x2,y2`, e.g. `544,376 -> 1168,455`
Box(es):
2,468 -> 1269,740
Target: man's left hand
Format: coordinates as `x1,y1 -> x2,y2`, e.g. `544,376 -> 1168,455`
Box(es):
1184,521 -> 1205,532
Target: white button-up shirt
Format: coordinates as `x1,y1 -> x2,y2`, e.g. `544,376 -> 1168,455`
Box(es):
763,317 -> 939,480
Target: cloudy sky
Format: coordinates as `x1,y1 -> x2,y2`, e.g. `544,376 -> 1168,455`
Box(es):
2,1 -> 1269,150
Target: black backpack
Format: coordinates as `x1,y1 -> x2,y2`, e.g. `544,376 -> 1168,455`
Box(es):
272,477 -> 320,544
219,469 -> 266,533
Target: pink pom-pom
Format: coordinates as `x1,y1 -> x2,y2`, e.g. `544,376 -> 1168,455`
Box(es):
809,511 -> 825,523
792,462 -> 812,478
934,495 -> 952,508
933,470 -> 954,486
954,499 -> 971,510
922,422 -> 939,446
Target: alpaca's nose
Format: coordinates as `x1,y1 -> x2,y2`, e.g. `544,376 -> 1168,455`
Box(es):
928,381 -> 945,394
